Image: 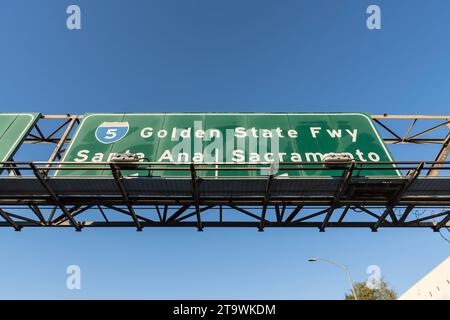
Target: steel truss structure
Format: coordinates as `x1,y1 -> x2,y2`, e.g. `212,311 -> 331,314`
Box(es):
0,114 -> 449,232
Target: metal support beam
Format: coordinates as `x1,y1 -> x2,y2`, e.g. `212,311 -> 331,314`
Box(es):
320,163 -> 355,231
228,204 -> 266,221
2,220 -> 449,229
399,205 -> 414,223
428,132 -> 450,176
280,204 -> 286,222
190,164 -> 203,231
371,115 -> 450,163
110,164 -> 143,231
4,212 -> 40,225
175,205 -> 215,222
0,209 -> 22,231
337,206 -> 351,223
54,205 -> 93,225
102,204 -> 153,223
98,206 -> 109,222
258,172 -> 274,231
163,205 -> 168,222
372,118 -> 402,140
29,205 -> 47,224
51,205 -> 81,223
353,206 -> 382,220
47,206 -> 57,225
166,205 -> 190,223
30,164 -> 81,231
372,162 -> 424,232
5,159 -> 22,177
401,119 -> 417,143
155,205 -> 163,222
371,207 -> 395,231
275,205 -> 282,223
407,211 -> 450,224
47,116 -> 78,163
284,206 -> 303,224
291,209 -> 328,224
407,121 -> 450,141
433,211 -> 450,232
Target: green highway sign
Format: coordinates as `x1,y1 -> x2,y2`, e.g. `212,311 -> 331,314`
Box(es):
57,113 -> 399,177
0,113 -> 40,165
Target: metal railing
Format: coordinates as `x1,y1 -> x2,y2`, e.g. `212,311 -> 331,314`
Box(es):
1,160 -> 449,176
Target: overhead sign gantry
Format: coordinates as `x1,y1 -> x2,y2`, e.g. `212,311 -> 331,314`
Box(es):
0,113 -> 448,232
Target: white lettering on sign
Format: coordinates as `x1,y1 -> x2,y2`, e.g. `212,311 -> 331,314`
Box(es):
68,117 -> 389,176
140,125 -> 358,141
310,127 -> 322,138
310,127 -> 358,142
346,129 -> 358,142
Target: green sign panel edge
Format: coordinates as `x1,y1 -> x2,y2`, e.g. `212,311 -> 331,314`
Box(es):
0,113 -> 40,164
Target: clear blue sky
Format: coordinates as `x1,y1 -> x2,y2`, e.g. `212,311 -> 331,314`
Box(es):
0,0 -> 449,299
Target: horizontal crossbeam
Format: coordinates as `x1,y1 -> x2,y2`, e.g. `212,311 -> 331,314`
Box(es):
0,204 -> 447,231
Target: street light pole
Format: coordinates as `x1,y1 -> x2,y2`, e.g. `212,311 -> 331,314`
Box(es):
308,258 -> 358,300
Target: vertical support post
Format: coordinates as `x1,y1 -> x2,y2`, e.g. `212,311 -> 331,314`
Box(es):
163,205 -> 168,222
190,163 -> 203,231
280,204 -> 286,222
275,205 -> 282,223
155,205 -> 162,222
259,171 -> 274,232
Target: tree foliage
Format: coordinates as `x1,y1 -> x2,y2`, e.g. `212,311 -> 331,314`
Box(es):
345,278 -> 397,300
